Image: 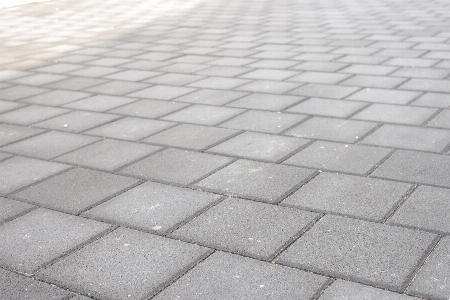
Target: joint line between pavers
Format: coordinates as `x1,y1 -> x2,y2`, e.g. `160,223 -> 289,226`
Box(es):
364,148 -> 396,177
382,183 -> 418,224
0,205 -> 38,227
312,278 -> 336,300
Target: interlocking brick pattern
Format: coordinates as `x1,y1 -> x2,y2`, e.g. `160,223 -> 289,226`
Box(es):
0,0 -> 449,298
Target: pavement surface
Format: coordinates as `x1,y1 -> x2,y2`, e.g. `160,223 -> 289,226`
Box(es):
0,0 -> 450,299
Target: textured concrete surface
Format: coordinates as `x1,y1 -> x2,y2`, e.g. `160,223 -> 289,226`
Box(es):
0,0 -> 449,299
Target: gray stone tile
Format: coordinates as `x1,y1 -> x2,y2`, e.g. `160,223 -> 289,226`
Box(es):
0,105 -> 69,126
162,105 -> 244,126
171,198 -> 319,260
282,172 -> 411,221
247,59 -> 299,69
318,279 -> 419,300
169,89 -> 247,106
0,267 -> 71,300
33,63 -> 84,74
371,150 -> 450,187
0,85 -> 48,101
412,92 -> 450,108
240,69 -> 299,81
340,75 -> 407,88
0,208 -> 110,274
276,215 -> 437,292
2,131 -> 99,160
103,69 -> 161,81
11,74 -> 68,86
84,117 -> 174,141
362,124 -> 450,153
119,60 -> 169,71
193,160 -> 314,203
68,66 -> 121,78
352,104 -> 437,125
388,186 -> 450,234
0,70 -> 31,81
0,157 -> 70,194
84,81 -> 149,96
407,237 -> 450,299
391,67 -> 450,79
288,72 -> 351,84
285,117 -> 377,143
347,88 -> 420,104
235,80 -> 301,94
219,110 -> 306,134
142,124 -> 238,150
195,66 -> 252,77
340,64 -> 398,76
120,148 -> 232,185
44,77 -> 108,91
109,99 -> 188,118
154,251 -> 329,300
427,110 -> 450,129
207,57 -> 257,66
14,168 -> 138,214
20,90 -> 91,106
0,197 -> 34,223
187,77 -> 250,89
155,63 -> 209,74
86,57 -> 132,67
55,139 -> 161,171
384,57 -> 438,68
227,93 -> 303,111
36,227 -> 210,300
291,61 -> 349,72
144,73 -> 205,86
127,85 -> 196,99
289,83 -> 359,99
83,181 -> 221,234
62,95 -> 137,112
0,124 -> 44,147
284,141 -> 392,175
286,98 -> 366,118
399,79 -> 450,93
207,132 -> 309,162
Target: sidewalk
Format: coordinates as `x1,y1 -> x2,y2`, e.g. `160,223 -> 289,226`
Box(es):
0,0 -> 449,299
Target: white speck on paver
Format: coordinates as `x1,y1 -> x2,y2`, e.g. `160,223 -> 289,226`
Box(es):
152,226 -> 162,230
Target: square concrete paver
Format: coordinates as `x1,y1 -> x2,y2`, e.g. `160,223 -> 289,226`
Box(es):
0,197 -> 34,223
171,198 -> 319,260
0,208 -> 110,275
83,181 -> 221,234
276,215 -> 438,292
282,173 -> 411,221
55,139 -> 161,171
13,168 -> 138,214
194,160 -> 315,203
207,132 -> 309,162
154,251 -> 330,300
36,227 -> 211,300
120,148 -> 232,186
407,237 -> 450,300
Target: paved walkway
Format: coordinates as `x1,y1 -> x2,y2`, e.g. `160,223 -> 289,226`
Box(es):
1,0 -> 450,299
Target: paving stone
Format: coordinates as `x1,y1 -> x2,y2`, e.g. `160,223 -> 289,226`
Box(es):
187,77 -> 250,89
371,150 -> 450,187
407,237 -> 450,299
340,75 -> 407,89
195,66 -> 252,77
0,208 -> 110,274
0,197 -> 34,223
247,59 -> 299,69
0,85 -> 48,101
14,168 -> 138,214
33,63 -> 84,74
427,109 -> 450,129
399,79 -> 450,93
235,80 -> 301,94
2,131 -> 99,160
103,69 -> 161,81
155,63 -> 209,74
83,181 -> 221,234
108,99 -> 188,118
289,83 -> 359,99
318,279 -> 419,300
193,160 -> 314,203
391,67 -> 450,79
44,77 -> 108,91
144,73 -> 205,86
291,61 -> 349,72
346,88 -> 420,104
337,55 -> 389,65
0,267 -> 71,300
62,95 -> 137,112
68,66 -> 121,78
0,70 -> 31,81
286,98 -> 366,118
120,148 -> 232,185
20,90 -> 91,106
142,124 -> 238,150
55,139 -> 161,171
412,92 -> 450,108
288,71 -> 351,84
83,81 -> 149,96
285,117 -> 377,143
11,74 -> 68,86
0,124 -> 44,147
352,104 -> 437,125
172,198 -> 319,260
120,60 -> 169,71
36,227 -> 210,300
0,105 -> 70,126
161,105 -> 243,125
276,215 -> 438,292
227,93 -> 303,111
127,85 -> 196,99
207,132 -> 309,162
207,57 -> 257,66
240,69 -> 298,81
340,64 -> 398,76
87,57 -> 132,67
362,124 -> 450,153
219,110 -> 306,134
284,141 -> 391,175
154,251 -> 329,300
388,186 -> 450,234
282,172 -> 411,221
173,89 -> 247,106
84,117 -> 174,141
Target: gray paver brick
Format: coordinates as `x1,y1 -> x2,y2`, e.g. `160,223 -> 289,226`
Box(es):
235,80 -> 300,94
391,67 -> 450,79
291,61 -> 349,72
276,215 -> 438,292
0,208 -> 110,274
0,105 -> 69,125
83,81 -> 149,96
0,197 -> 34,223
286,98 -> 366,118
171,198 -> 319,260
20,90 -> 91,106
282,172 -> 411,221
195,66 -> 252,77
399,79 -> 450,93
83,181 -> 221,234
11,74 -> 68,86
55,138 -> 161,171
68,66 -> 121,78
62,94 -> 137,112
352,104 -> 437,125
154,251 -> 330,300
0,268 -> 70,300
127,85 -> 196,99
0,100 -> 24,114
108,99 -> 188,118
193,159 -> 314,203
347,88 -> 420,104
44,77 -> 108,91
0,124 -> 44,147
36,227 -> 210,300
371,150 -> 450,187
161,104 -> 244,126
103,69 -> 161,81
284,141 -> 392,175
340,75 -> 407,89
340,64 -> 398,76
412,92 -> 450,108
407,237 -> 450,299
173,88 -> 247,106
14,168 -> 138,214
289,83 -> 359,99
144,73 -> 205,86
240,69 -> 299,81
426,110 -> 450,129
187,76 -> 250,89
227,93 -> 302,111
120,148 -> 232,185
288,71 -> 351,84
